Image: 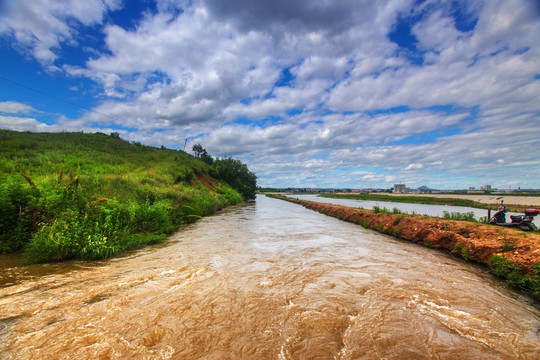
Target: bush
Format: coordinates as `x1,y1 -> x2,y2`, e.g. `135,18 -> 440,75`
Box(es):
443,211 -> 476,222
373,206 -> 382,214
372,206 -> 401,215
212,158 -> 257,200
0,180 -> 36,253
132,201 -> 173,234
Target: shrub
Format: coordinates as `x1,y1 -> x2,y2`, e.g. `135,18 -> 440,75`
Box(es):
443,211 -> 476,222
0,180 -> 36,253
173,167 -> 194,184
212,158 -> 257,200
132,201 -> 173,234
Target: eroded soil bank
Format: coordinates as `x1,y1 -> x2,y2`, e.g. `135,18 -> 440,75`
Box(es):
273,195 -> 540,299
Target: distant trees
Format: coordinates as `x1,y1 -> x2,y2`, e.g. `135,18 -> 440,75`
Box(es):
192,144 -> 257,200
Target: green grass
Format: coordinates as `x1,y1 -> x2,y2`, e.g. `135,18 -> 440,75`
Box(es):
0,130 -> 247,262
488,255 -> 540,296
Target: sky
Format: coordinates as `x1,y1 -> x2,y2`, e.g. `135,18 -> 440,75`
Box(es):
0,0 -> 539,190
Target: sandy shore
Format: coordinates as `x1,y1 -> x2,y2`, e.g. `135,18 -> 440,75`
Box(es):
388,193 -> 540,207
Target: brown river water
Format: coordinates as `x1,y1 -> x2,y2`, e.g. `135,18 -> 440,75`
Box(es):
1,195 -> 539,359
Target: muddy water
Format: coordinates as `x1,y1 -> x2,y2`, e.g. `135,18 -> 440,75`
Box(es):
1,195 -> 539,359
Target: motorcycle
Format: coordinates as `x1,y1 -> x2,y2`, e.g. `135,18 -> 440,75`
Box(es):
490,208 -> 539,231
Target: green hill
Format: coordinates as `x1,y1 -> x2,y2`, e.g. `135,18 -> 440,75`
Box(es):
0,130 -> 254,262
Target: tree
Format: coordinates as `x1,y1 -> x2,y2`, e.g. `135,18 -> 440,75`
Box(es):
192,144 -> 205,157
212,158 -> 257,200
192,144 -> 213,165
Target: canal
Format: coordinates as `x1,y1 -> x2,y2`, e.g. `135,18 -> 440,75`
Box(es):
1,195 -> 539,358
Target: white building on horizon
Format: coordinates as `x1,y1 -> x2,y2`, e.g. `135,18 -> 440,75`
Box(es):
393,184 -> 406,193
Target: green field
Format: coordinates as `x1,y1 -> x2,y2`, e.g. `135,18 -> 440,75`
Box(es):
0,130 -> 255,262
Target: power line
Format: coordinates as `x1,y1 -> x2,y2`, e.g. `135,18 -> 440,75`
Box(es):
0,75 -> 111,119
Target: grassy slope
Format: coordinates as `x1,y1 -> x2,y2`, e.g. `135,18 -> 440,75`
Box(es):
0,130 -> 243,262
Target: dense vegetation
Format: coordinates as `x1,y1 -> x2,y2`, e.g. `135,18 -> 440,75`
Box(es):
191,143 -> 257,201
0,130 -> 256,263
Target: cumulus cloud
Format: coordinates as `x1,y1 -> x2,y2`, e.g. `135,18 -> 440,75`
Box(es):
0,0 -> 119,64
0,101 -> 39,115
1,0 -> 539,189
0,115 -> 49,132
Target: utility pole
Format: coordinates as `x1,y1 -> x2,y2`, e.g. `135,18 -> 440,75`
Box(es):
183,139 -> 188,151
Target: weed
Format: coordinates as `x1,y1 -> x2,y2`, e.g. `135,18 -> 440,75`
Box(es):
453,243 -> 470,261
373,206 -> 401,215
501,241 -> 517,252
359,218 -> 369,228
488,255 -> 528,289
478,216 -> 489,224
443,211 -> 476,222
373,206 -> 383,214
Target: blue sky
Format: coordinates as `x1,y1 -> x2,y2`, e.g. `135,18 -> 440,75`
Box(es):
1,0 -> 539,190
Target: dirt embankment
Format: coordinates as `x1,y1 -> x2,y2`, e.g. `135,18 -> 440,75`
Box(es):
277,196 -> 540,281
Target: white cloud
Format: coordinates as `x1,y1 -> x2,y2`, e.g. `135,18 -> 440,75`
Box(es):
405,163 -> 424,170
0,0 -> 115,64
0,101 -> 38,115
0,115 -> 49,132
1,0 -> 539,189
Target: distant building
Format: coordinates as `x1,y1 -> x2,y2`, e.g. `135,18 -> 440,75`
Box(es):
485,185 -> 491,190
394,184 -> 406,193
469,186 -> 475,191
